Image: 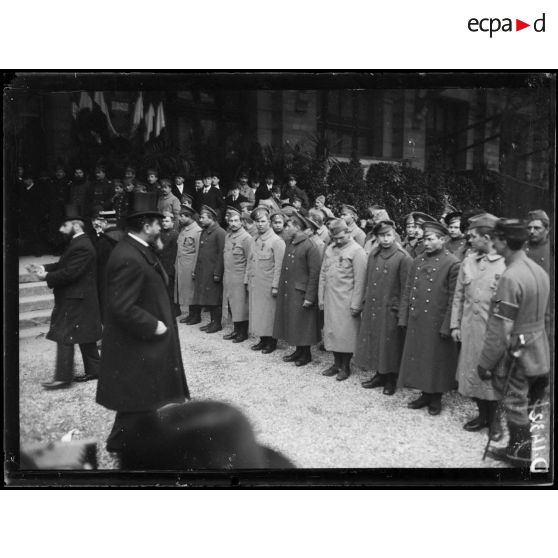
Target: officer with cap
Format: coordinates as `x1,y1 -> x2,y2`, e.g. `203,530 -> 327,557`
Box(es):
398,220 -> 460,415
222,206 -> 254,343
407,212 -> 437,258
443,211 -> 467,259
477,219 -> 550,467
450,213 -> 506,440
525,209 -> 551,274
340,204 -> 366,247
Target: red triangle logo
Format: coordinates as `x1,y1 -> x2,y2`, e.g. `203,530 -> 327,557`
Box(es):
516,19 -> 530,31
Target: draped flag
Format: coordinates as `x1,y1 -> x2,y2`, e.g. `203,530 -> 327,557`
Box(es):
155,101 -> 166,137
78,91 -> 93,112
131,92 -> 144,136
93,91 -> 118,136
144,103 -> 155,142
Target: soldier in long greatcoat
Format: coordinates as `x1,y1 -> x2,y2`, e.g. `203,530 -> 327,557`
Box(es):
398,221 -> 460,416
175,205 -> 202,323
191,205 -> 226,333
273,212 -> 321,366
355,220 -> 412,395
222,206 -> 254,343
319,219 -> 367,381
245,207 -> 285,354
450,213 -> 506,440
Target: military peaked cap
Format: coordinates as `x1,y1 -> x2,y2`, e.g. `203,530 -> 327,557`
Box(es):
494,218 -> 529,243
422,221 -> 449,236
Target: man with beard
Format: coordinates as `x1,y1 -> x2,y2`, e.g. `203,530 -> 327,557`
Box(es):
245,207 -> 286,354
398,221 -> 460,415
355,220 -> 412,395
319,218 -> 367,381
525,209 -> 550,275
96,192 -> 189,455
222,207 -> 254,343
176,205 -> 202,323
443,211 -> 467,259
27,205 -> 102,389
191,205 -> 226,334
273,212 -> 321,367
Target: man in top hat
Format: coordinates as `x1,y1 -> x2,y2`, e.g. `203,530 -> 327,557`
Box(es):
157,178 -> 181,229
398,221 -> 460,415
222,206 -> 254,343
254,171 -> 274,207
525,209 -> 551,275
27,205 -> 102,389
443,211 -> 467,259
273,212 -> 322,367
319,218 -> 367,381
245,206 -> 286,354
477,219 -> 550,467
175,205 -> 202,323
225,182 -> 250,211
282,174 -> 309,210
355,220 -> 412,395
96,192 -> 189,454
191,205 -> 226,334
450,213 -> 506,440
86,164 -> 113,219
195,171 -> 225,219
340,204 -> 366,247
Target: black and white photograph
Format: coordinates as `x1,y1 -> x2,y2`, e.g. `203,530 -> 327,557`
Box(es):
4,72 -> 554,486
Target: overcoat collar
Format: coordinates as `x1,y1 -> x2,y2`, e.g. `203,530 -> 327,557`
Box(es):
291,232 -> 307,246
125,235 -> 169,286
376,243 -> 399,259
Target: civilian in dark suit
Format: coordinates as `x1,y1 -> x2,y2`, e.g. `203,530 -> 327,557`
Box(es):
28,206 -> 102,390
225,183 -> 249,211
195,172 -> 225,218
96,192 -> 189,454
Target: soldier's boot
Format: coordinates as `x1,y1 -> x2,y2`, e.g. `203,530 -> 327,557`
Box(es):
181,305 -> 201,324
382,373 -> 397,396
283,346 -> 302,362
322,352 -> 341,377
295,346 -> 312,367
232,321 -> 249,343
488,423 -> 531,467
223,322 -> 239,340
408,392 -> 431,409
463,399 -> 489,431
336,353 -> 352,381
261,337 -> 277,354
251,337 -> 267,351
205,307 -> 223,334
428,392 -> 443,415
486,401 -> 504,442
361,372 -> 385,389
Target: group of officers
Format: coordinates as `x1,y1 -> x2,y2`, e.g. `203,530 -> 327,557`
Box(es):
26,164 -> 552,468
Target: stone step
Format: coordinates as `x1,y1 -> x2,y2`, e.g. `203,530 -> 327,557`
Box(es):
19,325 -> 49,340
19,294 -> 55,313
19,281 -> 51,298
19,272 -> 41,284
20,308 -> 52,330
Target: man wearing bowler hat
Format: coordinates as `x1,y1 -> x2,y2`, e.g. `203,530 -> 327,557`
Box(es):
191,205 -> 226,334
27,205 -> 102,390
96,192 -> 189,454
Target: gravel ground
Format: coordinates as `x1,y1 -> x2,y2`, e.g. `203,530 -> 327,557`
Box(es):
19,312 -> 509,470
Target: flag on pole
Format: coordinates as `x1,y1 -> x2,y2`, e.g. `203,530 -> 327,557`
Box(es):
93,91 -> 118,136
155,101 -> 166,137
144,103 -> 155,142
131,92 -> 144,136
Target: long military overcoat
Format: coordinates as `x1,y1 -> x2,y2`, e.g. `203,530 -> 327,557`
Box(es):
44,233 -> 102,345
273,232 -> 321,346
318,239 -> 367,352
354,244 -> 412,374
525,238 -> 550,275
191,221 -> 226,306
96,235 -> 189,413
174,221 -> 201,308
398,248 -> 460,393
450,252 -> 506,400
245,228 -> 285,336
222,227 -> 254,321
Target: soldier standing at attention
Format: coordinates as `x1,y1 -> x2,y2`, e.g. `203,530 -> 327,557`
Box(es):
355,220 -> 412,395
443,211 -> 467,259
222,206 -> 254,344
176,205 -> 202,323
525,209 -> 550,275
477,219 -> 550,467
273,212 -> 322,367
450,214 -> 506,440
339,204 -> 366,247
398,221 -> 460,415
319,218 -> 367,381
245,207 -> 285,354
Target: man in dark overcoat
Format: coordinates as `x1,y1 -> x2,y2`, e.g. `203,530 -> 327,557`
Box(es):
96,192 -> 189,454
443,211 -> 467,259
28,205 -> 102,389
191,205 -> 226,334
158,211 -> 180,315
273,212 -> 322,366
47,164 -> 71,254
195,172 -> 225,219
355,221 -> 412,395
397,221 -> 460,415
